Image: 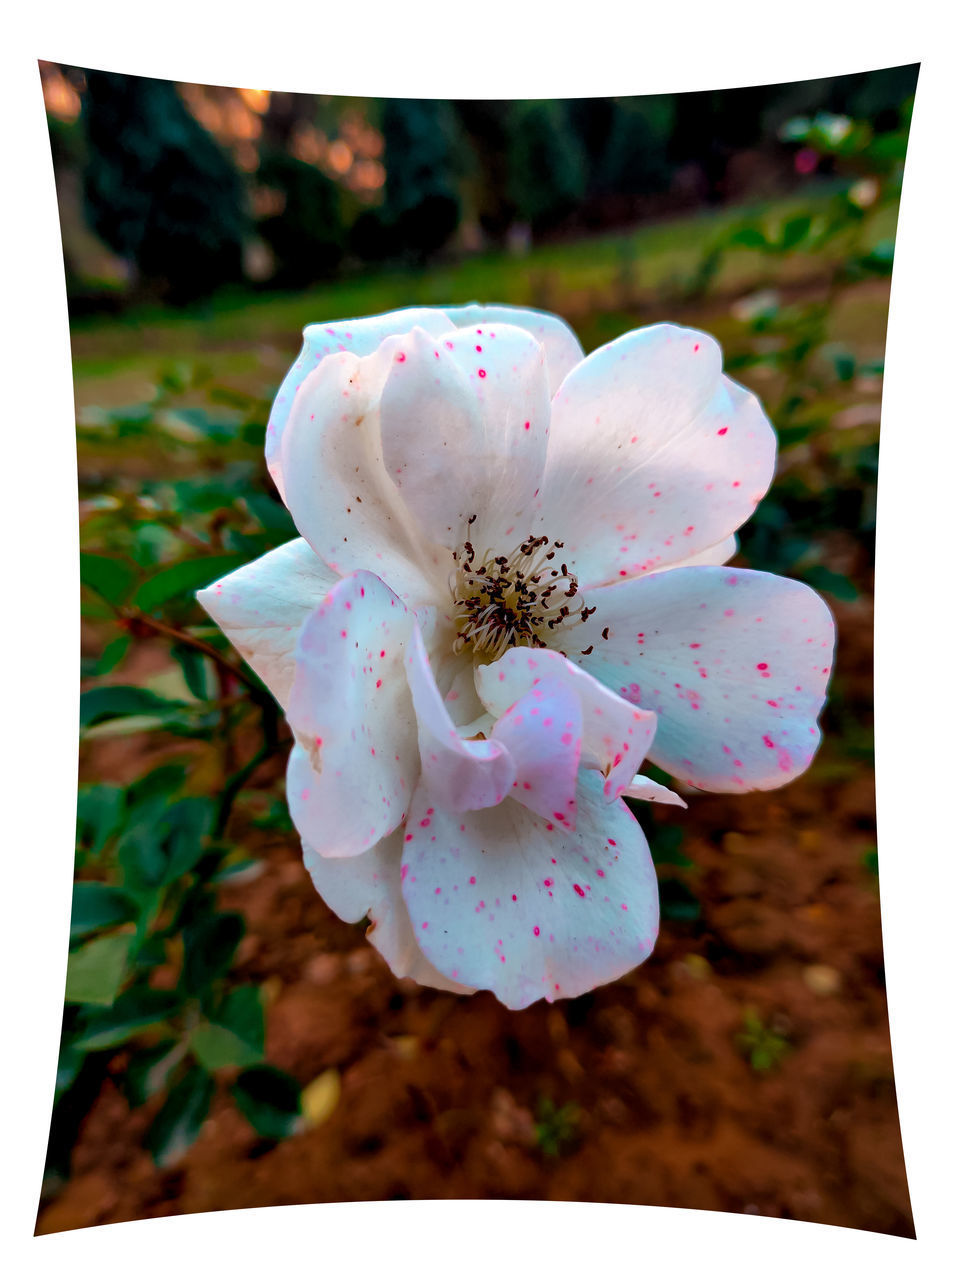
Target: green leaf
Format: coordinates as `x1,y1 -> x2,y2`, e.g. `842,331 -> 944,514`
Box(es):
215,984 -> 265,1052
172,644 -> 216,701
168,798 -> 216,880
95,634 -> 132,676
650,826 -> 694,869
55,1042 -> 87,1103
828,348 -> 857,383
134,935 -> 168,967
70,882 -> 138,939
73,988 -> 182,1050
210,856 -> 264,886
190,1022 -> 263,1071
81,597 -> 118,621
182,912 -> 244,993
729,225 -> 769,251
231,1066 -> 301,1139
118,797 -> 215,891
76,784 -> 125,858
147,1066 -> 215,1166
80,552 -> 138,605
64,934 -> 131,1006
103,402 -> 154,432
244,493 -> 297,536
79,685 -> 185,730
168,406 -> 242,443
124,1040 -> 186,1107
658,879 -> 702,922
127,763 -> 188,807
780,214 -> 813,251
133,554 -> 247,614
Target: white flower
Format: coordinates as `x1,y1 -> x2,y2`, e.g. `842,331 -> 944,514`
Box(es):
199,305 -> 835,1009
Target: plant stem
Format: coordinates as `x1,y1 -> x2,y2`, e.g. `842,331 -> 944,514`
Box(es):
124,609 -> 265,701
215,736 -> 289,836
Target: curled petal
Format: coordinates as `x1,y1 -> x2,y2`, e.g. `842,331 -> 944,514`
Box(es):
197,537 -> 337,707
302,833 -> 473,994
286,572 -> 421,857
661,534 -> 738,571
441,303 -> 584,395
623,775 -> 688,808
491,678 -> 582,828
379,323 -> 550,553
279,346 -> 444,605
537,324 -> 776,587
265,308 -> 453,497
574,566 -> 836,791
405,626 -> 515,812
475,645 -> 656,802
400,771 -> 659,1010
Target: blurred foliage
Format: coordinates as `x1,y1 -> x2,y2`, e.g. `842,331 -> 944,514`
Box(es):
735,1009 -> 793,1073
534,1097 -> 581,1158
49,367 -> 302,1187
49,88 -> 909,1188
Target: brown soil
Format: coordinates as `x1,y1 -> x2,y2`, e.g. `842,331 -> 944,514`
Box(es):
37,597 -> 912,1238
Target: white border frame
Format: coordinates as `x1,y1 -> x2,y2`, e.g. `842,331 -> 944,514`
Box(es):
3,3 -> 956,1276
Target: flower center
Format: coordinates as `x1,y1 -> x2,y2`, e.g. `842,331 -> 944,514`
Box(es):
451,522 -> 596,661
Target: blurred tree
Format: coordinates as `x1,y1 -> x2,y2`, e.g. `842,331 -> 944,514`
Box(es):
82,71 -> 249,303
453,99 -> 515,245
380,98 -> 462,261
259,90 -> 315,150
839,65 -> 920,133
671,85 -> 775,203
597,96 -> 676,197
348,207 -> 401,263
255,150 -> 344,286
506,100 -> 587,235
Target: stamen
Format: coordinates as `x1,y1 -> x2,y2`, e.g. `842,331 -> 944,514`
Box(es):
450,526 -> 593,661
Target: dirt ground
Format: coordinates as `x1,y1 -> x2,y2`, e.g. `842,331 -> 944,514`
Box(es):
37,589 -> 912,1238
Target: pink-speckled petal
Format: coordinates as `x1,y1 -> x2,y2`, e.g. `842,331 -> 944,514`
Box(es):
490,678 -> 582,829
659,533 -> 738,572
399,770 -> 659,1010
574,566 -> 836,792
379,324 -> 550,553
266,307 -> 453,498
405,625 -> 515,812
286,572 -> 422,857
279,345 -> 445,606
475,646 -> 656,803
442,303 -> 584,396
623,775 -> 687,808
302,832 -> 474,995
536,325 -> 776,587
197,538 -> 337,708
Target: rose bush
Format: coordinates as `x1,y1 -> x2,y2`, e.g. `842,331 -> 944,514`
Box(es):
199,304 -> 835,1009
